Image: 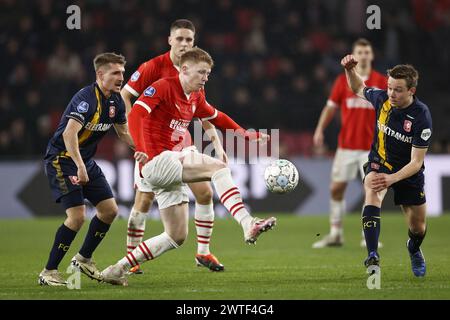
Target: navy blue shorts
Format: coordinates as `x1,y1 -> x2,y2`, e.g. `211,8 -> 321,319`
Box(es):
44,156 -> 114,210
364,162 -> 426,206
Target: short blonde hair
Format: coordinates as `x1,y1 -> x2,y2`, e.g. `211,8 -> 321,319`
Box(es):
180,47 -> 214,68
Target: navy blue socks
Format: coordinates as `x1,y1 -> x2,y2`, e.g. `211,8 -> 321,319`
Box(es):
45,224 -> 77,270
79,216 -> 111,259
408,228 -> 426,254
362,205 -> 381,254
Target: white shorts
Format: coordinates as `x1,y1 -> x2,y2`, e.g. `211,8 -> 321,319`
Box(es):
140,146 -> 198,209
331,148 -> 369,182
134,161 -> 153,193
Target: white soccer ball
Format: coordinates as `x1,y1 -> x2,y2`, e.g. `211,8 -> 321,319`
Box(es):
264,159 -> 299,194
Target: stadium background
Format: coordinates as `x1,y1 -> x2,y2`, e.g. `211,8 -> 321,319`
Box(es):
1,0 -> 450,218
1,0 -> 450,302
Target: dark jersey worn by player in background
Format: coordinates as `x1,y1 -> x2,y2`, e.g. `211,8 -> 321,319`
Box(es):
45,83 -> 127,161
363,87 -> 432,186
44,83 -> 126,207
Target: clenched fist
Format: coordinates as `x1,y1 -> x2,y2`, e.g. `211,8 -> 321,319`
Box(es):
341,54 -> 358,70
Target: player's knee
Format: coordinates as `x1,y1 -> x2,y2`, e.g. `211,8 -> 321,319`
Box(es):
363,181 -> 375,196
98,204 -> 119,223
216,160 -> 227,170
330,183 -> 345,200
208,161 -> 227,178
66,213 -> 86,230
138,195 -> 154,212
167,230 -> 188,246
194,185 -> 213,204
364,189 -> 382,207
410,223 -> 426,235
110,204 -> 119,218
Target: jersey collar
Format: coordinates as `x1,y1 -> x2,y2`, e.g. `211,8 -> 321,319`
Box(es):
94,82 -> 116,101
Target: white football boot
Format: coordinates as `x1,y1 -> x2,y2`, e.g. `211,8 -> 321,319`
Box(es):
38,269 -> 67,287
70,254 -> 103,282
101,264 -> 129,286
312,233 -> 344,248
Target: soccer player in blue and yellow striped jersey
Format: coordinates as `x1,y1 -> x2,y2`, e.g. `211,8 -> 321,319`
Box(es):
342,55 -> 431,278
39,53 -> 137,286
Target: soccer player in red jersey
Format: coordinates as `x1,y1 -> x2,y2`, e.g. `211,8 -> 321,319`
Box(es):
312,39 -> 387,248
121,20 -> 227,273
101,48 -> 276,285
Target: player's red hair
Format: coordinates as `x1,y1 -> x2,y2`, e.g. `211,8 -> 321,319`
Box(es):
180,48 -> 214,68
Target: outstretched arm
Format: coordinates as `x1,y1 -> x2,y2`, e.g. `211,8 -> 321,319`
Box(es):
341,54 -> 366,99
209,110 -> 269,143
127,105 -> 149,164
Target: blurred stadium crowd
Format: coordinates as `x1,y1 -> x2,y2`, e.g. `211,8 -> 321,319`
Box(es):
1,0 -> 449,159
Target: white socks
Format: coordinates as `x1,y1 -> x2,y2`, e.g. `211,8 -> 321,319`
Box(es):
211,168 -> 252,228
127,209 -> 146,254
194,203 -> 214,255
330,199 -> 345,236
119,232 -> 178,269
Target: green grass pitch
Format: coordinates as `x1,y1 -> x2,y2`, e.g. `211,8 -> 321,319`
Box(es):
1,213 -> 450,299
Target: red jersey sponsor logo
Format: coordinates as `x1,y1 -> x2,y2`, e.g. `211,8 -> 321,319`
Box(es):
345,97 -> 374,109
169,118 -> 190,133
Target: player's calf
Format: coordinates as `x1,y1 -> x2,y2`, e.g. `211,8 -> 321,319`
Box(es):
211,167 -> 277,243
127,209 -> 147,255
168,232 -> 187,247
